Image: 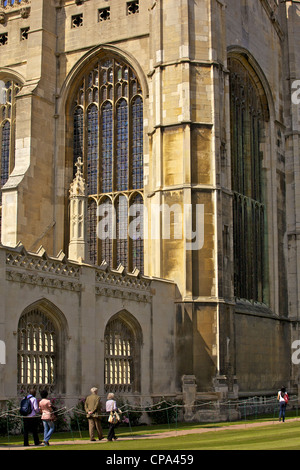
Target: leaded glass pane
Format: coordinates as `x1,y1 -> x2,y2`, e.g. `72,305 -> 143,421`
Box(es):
101,102 -> 113,193
1,121 -> 10,187
131,193 -> 144,272
17,309 -> 57,391
73,107 -> 83,177
229,58 -> 266,303
104,317 -> 134,393
99,197 -> 113,266
71,57 -> 144,272
116,99 -> 128,191
87,104 -> 98,195
116,195 -> 128,269
132,97 -> 143,189
87,198 -> 97,264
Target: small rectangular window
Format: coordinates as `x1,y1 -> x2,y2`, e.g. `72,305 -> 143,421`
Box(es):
72,13 -> 83,28
127,1 -> 139,15
98,7 -> 110,22
20,27 -> 29,41
0,33 -> 8,46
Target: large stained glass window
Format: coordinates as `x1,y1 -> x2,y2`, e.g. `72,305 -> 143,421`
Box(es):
229,57 -> 267,303
0,79 -> 20,238
71,57 -> 144,272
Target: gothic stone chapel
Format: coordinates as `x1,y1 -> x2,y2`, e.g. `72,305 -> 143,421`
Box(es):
0,0 -> 300,421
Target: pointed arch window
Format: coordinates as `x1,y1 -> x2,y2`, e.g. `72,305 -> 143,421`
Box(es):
104,314 -> 141,393
70,57 -> 144,272
229,57 -> 267,303
17,309 -> 57,393
0,79 -> 20,238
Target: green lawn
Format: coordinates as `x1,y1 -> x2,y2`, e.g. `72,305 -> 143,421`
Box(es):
2,419 -> 300,450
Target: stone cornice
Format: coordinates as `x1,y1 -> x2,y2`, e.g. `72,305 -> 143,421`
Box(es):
0,0 -> 30,22
2,242 -> 155,301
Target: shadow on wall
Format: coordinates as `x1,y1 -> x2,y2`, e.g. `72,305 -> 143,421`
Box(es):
175,303 -> 216,392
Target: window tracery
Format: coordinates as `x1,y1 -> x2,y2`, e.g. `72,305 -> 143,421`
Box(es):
17,310 -> 57,393
104,315 -> 140,393
0,79 -> 20,239
229,57 -> 266,303
71,56 -> 144,272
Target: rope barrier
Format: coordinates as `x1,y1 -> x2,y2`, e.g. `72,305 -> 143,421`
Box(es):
1,396 -> 299,444
1,397 -> 299,418
1,396 -> 298,421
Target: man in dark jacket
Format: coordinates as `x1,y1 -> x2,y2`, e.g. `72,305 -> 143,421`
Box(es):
84,387 -> 104,441
22,389 -> 41,447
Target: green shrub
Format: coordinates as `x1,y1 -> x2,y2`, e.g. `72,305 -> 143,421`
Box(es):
0,400 -> 22,436
146,398 -> 182,425
117,398 -> 143,427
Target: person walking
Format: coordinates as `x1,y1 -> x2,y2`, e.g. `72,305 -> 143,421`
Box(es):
84,387 -> 104,441
21,389 -> 41,447
277,386 -> 289,422
106,392 -> 121,441
39,390 -> 55,446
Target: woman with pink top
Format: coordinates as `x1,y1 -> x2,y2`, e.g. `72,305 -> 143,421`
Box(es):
39,390 -> 55,446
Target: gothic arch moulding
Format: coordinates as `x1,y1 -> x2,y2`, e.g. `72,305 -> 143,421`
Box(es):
59,44 -> 149,115
104,309 -> 143,344
227,46 -> 274,122
0,67 -> 25,86
104,310 -> 143,393
17,298 -> 69,394
18,298 -> 69,334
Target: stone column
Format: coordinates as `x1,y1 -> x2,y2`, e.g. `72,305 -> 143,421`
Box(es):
68,157 -> 88,263
182,374 -> 197,421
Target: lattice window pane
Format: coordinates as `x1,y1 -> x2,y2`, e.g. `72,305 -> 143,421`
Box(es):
71,57 -> 144,272
229,58 -> 266,303
1,120 -> 10,205
87,104 -> 98,195
101,102 -> 113,193
104,318 -> 134,393
73,107 -> 83,177
132,96 -> 143,189
116,99 -> 128,191
99,197 -> 113,266
131,193 -> 144,272
116,195 -> 128,269
17,310 -> 57,391
87,198 -> 97,265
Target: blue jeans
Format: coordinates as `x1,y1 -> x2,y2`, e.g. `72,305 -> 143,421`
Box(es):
42,420 -> 55,442
279,402 -> 286,421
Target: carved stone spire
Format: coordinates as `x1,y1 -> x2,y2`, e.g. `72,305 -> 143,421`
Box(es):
68,157 -> 88,263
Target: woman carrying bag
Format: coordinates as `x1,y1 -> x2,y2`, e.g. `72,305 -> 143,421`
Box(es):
277,386 -> 289,422
39,390 -> 56,446
106,393 -> 121,441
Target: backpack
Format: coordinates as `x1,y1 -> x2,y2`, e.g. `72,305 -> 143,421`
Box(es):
20,396 -> 32,416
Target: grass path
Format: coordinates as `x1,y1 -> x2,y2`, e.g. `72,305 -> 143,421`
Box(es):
2,417 -> 300,450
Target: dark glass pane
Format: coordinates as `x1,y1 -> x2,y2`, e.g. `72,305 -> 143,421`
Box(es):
229,58 -> 265,303
100,198 -> 113,267
131,193 -> 144,273
132,96 -> 143,189
72,58 -> 145,270
87,199 -> 97,265
1,120 -> 10,204
116,195 -> 128,269
102,102 -> 113,193
73,107 -> 83,177
87,104 -> 98,195
116,99 -> 128,191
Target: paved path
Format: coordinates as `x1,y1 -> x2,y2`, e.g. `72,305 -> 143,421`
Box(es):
2,417 -> 300,450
